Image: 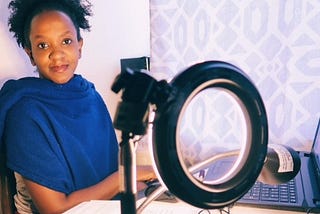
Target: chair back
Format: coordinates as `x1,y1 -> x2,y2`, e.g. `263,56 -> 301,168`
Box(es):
0,151 -> 16,214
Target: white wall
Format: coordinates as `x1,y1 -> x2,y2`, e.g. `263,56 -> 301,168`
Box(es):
0,0 -> 150,119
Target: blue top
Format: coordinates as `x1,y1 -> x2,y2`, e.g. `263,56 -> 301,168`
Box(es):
0,75 -> 118,194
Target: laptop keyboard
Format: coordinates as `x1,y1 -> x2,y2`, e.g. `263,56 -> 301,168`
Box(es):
241,180 -> 298,204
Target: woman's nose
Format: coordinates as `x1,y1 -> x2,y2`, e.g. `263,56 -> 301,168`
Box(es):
49,47 -> 65,60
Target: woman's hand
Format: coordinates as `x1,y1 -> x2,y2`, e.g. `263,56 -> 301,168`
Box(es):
136,165 -> 157,192
136,165 -> 157,182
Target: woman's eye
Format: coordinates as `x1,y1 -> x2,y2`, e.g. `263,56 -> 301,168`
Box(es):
63,39 -> 72,45
37,43 -> 49,49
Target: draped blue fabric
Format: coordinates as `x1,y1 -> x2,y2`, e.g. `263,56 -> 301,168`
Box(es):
0,75 -> 118,194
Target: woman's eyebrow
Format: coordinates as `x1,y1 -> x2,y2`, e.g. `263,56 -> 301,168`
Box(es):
32,30 -> 75,40
59,30 -> 76,38
32,34 -> 45,40
60,30 -> 73,36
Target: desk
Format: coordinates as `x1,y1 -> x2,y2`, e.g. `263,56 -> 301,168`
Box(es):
63,200 -> 313,214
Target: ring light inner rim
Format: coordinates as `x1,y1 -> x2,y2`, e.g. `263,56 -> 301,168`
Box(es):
175,78 -> 253,192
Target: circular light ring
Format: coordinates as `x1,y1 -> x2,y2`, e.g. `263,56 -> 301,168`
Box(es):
152,61 -> 268,209
176,82 -> 251,191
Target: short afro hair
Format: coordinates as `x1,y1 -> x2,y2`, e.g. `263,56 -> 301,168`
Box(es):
8,0 -> 92,48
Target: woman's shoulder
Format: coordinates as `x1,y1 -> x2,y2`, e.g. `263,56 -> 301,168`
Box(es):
7,96 -> 44,122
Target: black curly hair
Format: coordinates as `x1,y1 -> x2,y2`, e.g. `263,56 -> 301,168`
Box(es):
8,0 -> 93,49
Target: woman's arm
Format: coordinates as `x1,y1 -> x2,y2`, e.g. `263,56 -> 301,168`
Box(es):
24,171 -> 119,214
23,166 -> 156,214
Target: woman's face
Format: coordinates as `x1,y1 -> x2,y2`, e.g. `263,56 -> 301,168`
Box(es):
25,10 -> 83,84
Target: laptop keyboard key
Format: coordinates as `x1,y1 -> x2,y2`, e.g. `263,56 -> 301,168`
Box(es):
241,179 -> 298,204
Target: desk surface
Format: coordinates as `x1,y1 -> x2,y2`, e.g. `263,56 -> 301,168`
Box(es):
64,200 -> 313,214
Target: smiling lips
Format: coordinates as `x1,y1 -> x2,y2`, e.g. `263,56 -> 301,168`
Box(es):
50,64 -> 69,73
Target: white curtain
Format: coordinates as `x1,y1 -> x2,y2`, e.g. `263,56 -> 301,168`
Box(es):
149,0 -> 320,155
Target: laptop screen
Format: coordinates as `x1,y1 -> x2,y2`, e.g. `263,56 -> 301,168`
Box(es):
311,118 -> 320,182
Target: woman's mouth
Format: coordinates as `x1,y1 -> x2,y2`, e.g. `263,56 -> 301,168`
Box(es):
50,64 -> 69,73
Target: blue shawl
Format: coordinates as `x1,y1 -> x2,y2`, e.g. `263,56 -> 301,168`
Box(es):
0,75 -> 118,194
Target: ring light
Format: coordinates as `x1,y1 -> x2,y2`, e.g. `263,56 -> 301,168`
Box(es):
152,61 -> 268,209
112,60 -> 268,213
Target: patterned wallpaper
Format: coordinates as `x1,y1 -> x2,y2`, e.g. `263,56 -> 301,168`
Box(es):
149,0 -> 320,156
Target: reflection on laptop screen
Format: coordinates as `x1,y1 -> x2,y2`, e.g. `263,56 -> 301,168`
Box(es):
312,118 -> 320,177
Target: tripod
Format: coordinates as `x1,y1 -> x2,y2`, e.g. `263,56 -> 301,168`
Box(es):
111,69 -> 170,214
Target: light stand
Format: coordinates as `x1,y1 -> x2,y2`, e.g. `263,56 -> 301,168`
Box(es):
111,69 -> 170,214
118,133 -> 136,214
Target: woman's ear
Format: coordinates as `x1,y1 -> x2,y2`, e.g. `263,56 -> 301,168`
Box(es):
78,39 -> 83,59
24,48 -> 36,66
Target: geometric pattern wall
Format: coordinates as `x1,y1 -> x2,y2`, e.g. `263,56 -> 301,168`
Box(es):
149,0 -> 320,158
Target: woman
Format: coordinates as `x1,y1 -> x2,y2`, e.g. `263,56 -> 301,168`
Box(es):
0,0 -> 155,213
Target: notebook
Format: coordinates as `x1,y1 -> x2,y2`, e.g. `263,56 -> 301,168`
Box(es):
235,119 -> 320,212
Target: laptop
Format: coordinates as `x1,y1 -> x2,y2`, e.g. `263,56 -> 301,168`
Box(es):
235,118 -> 320,212
146,119 -> 320,212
